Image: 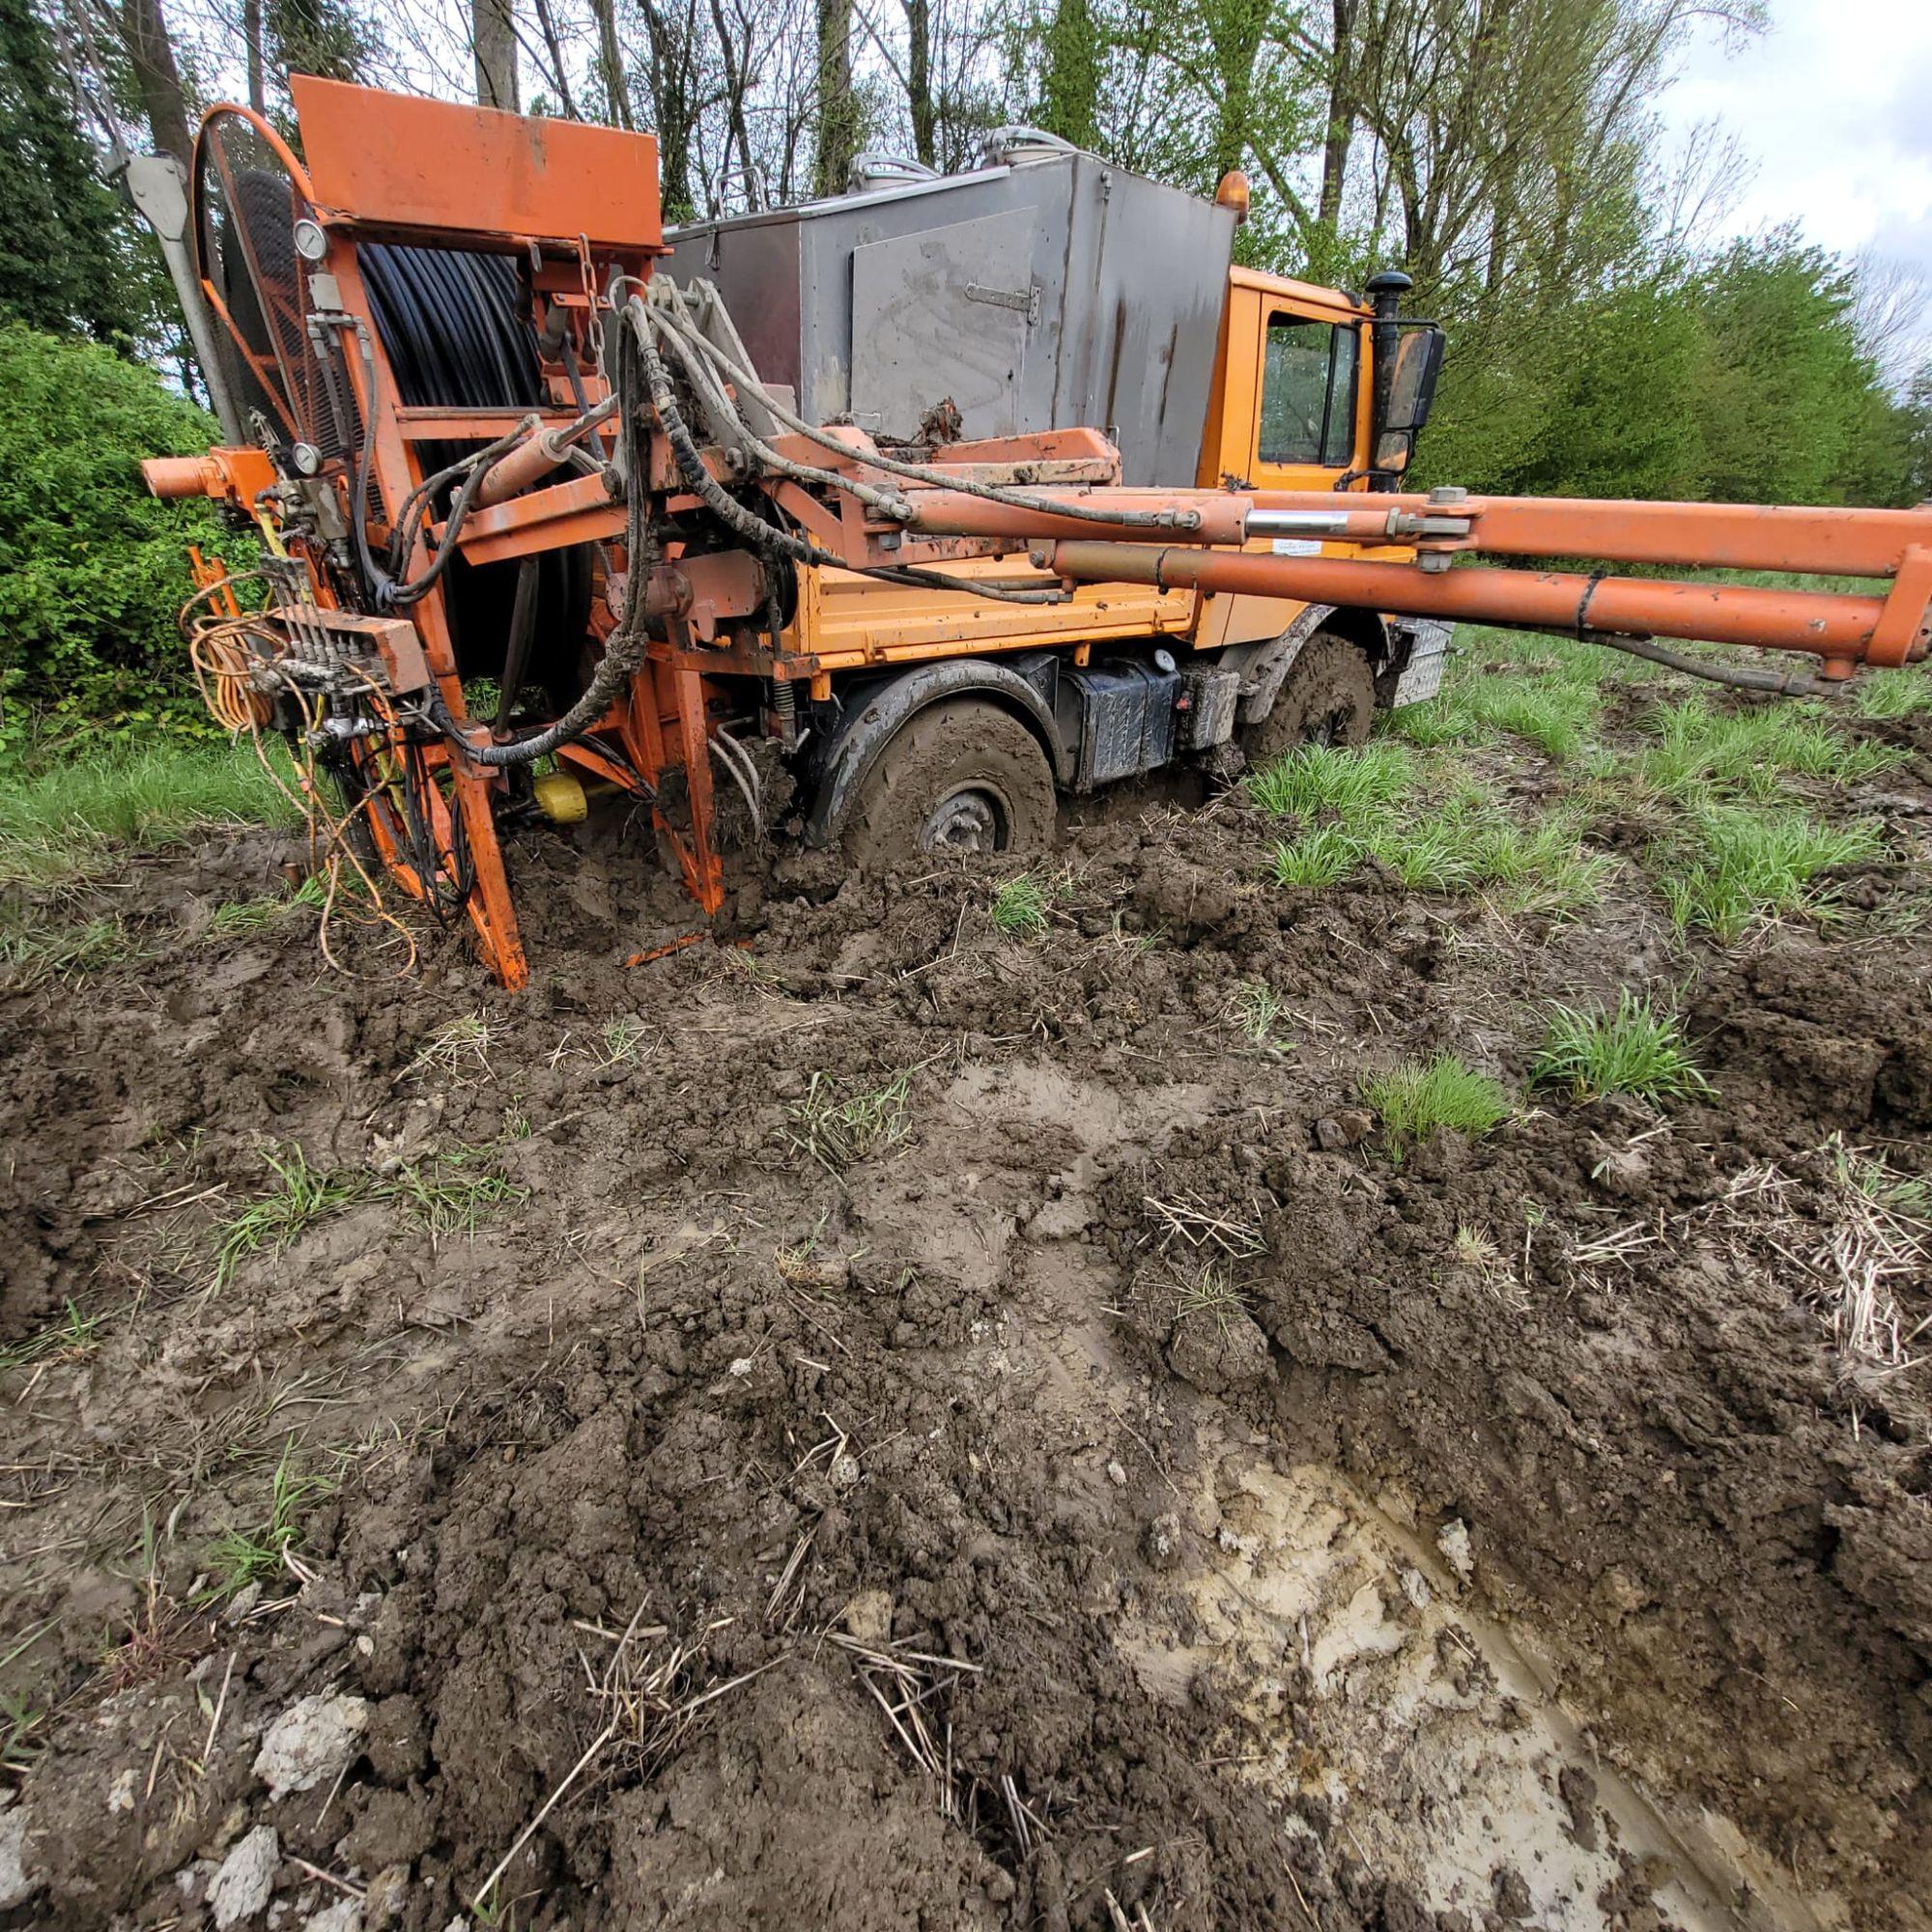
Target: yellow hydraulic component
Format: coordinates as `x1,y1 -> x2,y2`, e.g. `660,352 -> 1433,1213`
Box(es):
533,770 -> 588,824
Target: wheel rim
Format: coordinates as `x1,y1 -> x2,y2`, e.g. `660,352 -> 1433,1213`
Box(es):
1303,702 -> 1357,748
920,784 -> 1008,854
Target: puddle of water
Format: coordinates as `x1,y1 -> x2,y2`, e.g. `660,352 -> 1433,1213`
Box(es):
1118,1452 -> 1842,1932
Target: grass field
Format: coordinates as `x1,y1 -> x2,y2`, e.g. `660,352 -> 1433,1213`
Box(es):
0,738 -> 298,890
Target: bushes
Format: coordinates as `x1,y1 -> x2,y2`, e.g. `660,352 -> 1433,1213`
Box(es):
0,324 -> 230,744
1419,236 -> 1923,509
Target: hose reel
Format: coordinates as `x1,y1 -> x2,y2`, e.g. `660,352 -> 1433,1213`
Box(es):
190,105 -> 592,705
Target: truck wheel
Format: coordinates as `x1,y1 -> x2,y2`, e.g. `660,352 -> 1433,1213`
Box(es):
1246,632 -> 1377,763
843,697 -> 1056,867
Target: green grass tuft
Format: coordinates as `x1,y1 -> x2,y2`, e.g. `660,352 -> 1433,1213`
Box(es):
203,1439 -> 334,1601
212,1143 -> 358,1290
1361,811 -> 1479,891
1638,696 -> 1900,800
1360,1054 -> 1514,1162
0,740 -> 298,889
379,1149 -> 526,1241
207,874 -> 324,938
1245,741 -> 1416,819
1267,824 -> 1358,887
990,873 -> 1056,937
1830,1138 -> 1932,1218
1850,668 -> 1932,721
1460,679 -> 1601,761
1227,980 -> 1295,1054
1265,784 -> 1607,916
788,1070 -> 913,1174
0,912 -> 139,987
597,1015 -> 652,1066
1655,805 -> 1884,942
0,1300 -> 107,1378
1466,811 -> 1612,916
1530,991 -> 1711,1101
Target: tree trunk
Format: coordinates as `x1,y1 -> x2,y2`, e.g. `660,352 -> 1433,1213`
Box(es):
472,0 -> 518,111
709,0 -> 757,205
121,0 -> 191,167
812,0 -> 859,196
903,0 -> 934,166
589,0 -> 633,128
243,0 -> 265,112
530,0 -> 579,117
1316,0 -> 1357,231
639,1 -> 697,219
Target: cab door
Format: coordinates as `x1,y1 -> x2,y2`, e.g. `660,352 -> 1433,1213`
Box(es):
1190,291 -> 1370,652
1251,306 -> 1362,492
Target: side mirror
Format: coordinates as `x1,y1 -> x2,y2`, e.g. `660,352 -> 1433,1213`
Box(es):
1374,325 -> 1446,472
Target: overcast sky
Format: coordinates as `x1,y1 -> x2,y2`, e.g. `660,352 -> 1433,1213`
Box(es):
1663,0 -> 1932,282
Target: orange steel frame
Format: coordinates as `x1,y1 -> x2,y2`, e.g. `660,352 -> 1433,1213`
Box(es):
189,84 -> 744,991
162,80 -> 1932,991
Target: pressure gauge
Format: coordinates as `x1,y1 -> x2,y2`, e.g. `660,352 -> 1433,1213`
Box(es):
292,217 -> 328,263
290,441 -> 323,477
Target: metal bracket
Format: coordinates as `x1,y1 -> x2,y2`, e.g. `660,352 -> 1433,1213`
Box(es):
964,281 -> 1041,326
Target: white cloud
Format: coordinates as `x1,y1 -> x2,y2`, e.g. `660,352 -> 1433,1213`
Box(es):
1661,0 -> 1932,278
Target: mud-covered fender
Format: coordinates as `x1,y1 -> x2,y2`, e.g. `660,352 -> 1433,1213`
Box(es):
803,654 -> 1071,845
1225,605 -> 1392,724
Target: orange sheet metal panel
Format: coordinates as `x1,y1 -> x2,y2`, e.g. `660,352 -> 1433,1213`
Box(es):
291,77 -> 662,250
797,555 -> 1193,668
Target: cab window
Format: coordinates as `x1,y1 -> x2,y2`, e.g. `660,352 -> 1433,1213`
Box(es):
1259,315 -> 1357,467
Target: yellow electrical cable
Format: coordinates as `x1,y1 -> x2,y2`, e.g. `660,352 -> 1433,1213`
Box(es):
179,575 -> 420,979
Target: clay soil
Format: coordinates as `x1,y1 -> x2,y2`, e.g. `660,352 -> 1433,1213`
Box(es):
2,682 -> 1930,1932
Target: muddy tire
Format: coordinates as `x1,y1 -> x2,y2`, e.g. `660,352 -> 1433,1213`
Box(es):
843,697 -> 1057,868
1245,632 -> 1378,764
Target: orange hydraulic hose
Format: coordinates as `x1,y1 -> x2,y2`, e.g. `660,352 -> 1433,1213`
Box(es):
1049,541 -> 1924,666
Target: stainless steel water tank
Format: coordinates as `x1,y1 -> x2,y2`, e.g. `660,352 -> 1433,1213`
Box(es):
664,150 -> 1236,486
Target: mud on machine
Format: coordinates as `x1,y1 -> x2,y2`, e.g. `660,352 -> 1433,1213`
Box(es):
143,80 -> 1932,987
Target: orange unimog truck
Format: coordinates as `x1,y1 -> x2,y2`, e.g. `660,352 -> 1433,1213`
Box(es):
664,143 -> 1450,866
145,84 -> 1924,988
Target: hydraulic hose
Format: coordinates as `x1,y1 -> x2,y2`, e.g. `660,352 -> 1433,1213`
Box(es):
426,321 -> 660,767
628,298 -> 1067,606
654,286 -> 1203,532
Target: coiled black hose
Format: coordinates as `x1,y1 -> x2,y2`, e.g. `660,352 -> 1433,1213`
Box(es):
354,243 -> 590,680
359,245 -> 541,411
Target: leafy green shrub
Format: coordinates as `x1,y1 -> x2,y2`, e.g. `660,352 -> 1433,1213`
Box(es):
0,324 -> 231,742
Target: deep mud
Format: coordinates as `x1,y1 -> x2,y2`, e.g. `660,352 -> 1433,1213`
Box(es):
2,699 -> 1930,1932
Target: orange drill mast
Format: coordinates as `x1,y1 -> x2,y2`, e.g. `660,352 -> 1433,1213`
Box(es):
145,80 -> 1932,989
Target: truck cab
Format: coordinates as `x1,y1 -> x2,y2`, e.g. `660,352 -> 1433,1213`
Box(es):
785,238 -> 1451,863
